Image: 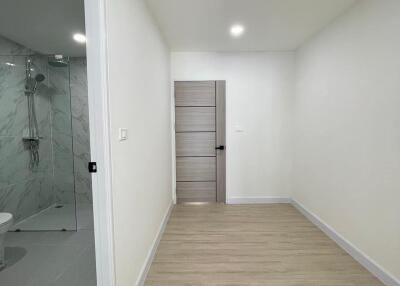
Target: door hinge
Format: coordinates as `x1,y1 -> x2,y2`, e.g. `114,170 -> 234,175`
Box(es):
88,162 -> 98,173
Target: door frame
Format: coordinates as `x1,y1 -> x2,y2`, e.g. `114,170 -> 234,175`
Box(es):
215,81 -> 226,203
171,80 -> 226,203
84,0 -> 116,285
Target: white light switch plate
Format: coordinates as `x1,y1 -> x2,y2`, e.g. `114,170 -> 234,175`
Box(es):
119,128 -> 128,141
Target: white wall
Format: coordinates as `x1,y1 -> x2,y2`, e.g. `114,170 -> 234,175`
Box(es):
293,0 -> 400,280
172,52 -> 295,201
105,0 -> 172,284
102,0 -> 400,283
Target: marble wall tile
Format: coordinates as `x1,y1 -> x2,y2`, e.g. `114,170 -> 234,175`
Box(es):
0,56 -> 28,136
39,175 -> 54,211
49,61 -> 76,206
70,58 -> 92,204
0,56 -> 52,138
73,140 -> 92,203
49,65 -> 72,136
49,56 -> 93,205
0,135 -> 51,184
12,179 -> 42,222
0,126 -> 54,222
0,136 -> 30,187
0,37 -> 54,222
0,178 -> 52,223
0,184 -> 15,212
0,36 -> 33,56
52,141 -> 75,205
30,55 -> 53,137
52,176 -> 75,204
0,35 -> 92,225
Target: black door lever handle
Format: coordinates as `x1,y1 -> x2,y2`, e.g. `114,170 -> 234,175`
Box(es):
215,145 -> 225,150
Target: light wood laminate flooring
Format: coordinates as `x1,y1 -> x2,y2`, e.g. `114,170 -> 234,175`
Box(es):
145,204 -> 383,286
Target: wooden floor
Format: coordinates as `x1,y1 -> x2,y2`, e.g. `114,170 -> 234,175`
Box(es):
145,204 -> 383,286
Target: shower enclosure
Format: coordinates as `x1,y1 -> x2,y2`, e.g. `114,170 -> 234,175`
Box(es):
0,48 -> 78,231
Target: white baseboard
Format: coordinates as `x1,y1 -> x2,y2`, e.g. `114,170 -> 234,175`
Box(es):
227,196 -> 291,204
136,201 -> 174,286
291,199 -> 400,286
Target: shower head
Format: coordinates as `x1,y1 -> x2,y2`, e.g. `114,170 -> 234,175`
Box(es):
35,74 -> 45,82
27,73 -> 46,94
48,55 -> 69,67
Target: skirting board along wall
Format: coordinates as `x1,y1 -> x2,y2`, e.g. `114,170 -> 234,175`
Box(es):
136,202 -> 174,286
291,199 -> 400,286
226,197 -> 291,204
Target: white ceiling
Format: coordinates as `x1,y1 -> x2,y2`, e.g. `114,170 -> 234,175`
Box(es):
0,0 -> 356,56
0,0 -> 86,56
146,0 -> 356,52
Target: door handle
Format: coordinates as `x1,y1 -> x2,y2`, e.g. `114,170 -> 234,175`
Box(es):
215,145 -> 225,150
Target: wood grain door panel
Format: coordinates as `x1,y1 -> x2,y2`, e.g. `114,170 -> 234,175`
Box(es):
174,81 -> 225,203
175,107 -> 215,132
176,157 -> 216,182
176,132 -> 216,157
175,81 -> 216,107
176,182 -> 216,203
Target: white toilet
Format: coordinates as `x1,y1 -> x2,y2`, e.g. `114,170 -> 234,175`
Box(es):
0,213 -> 13,270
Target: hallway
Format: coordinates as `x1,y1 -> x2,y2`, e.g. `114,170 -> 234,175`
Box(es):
145,204 -> 382,286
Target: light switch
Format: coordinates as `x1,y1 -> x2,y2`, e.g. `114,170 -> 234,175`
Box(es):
119,128 -> 128,141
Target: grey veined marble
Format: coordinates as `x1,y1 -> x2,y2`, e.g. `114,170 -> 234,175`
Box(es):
0,35 -> 92,229
70,58 -> 92,204
0,36 -> 33,56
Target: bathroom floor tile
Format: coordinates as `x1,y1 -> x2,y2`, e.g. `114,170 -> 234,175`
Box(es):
0,206 -> 96,286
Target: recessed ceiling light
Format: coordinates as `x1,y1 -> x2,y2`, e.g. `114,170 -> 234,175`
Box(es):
73,33 -> 86,44
230,24 -> 245,38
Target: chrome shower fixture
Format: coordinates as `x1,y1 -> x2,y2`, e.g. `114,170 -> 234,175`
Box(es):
23,57 -> 45,169
48,55 -> 69,67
